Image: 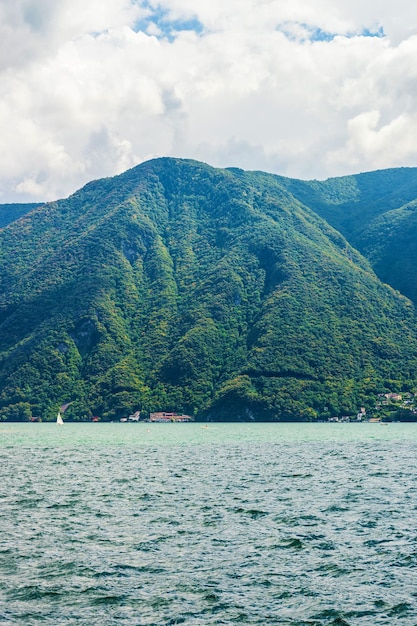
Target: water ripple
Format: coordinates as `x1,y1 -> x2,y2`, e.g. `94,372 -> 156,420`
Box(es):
2,423 -> 417,624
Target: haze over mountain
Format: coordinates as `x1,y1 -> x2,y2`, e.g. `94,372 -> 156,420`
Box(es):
1,158 -> 417,422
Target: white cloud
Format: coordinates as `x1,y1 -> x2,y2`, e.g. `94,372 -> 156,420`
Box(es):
1,0 -> 417,201
328,111 -> 417,172
0,0 -> 147,70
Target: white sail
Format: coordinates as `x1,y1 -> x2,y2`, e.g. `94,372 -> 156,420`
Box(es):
57,412 -> 64,425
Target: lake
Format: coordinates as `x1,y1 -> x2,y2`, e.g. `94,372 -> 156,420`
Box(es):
1,422 -> 417,625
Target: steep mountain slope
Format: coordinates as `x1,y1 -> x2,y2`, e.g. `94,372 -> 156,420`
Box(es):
277,167 -> 417,239
277,168 -> 417,305
345,194 -> 417,306
1,158 -> 417,422
0,203 -> 43,228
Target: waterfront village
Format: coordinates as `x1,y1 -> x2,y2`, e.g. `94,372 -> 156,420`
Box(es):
26,391 -> 416,423
119,411 -> 194,423
117,392 -> 417,424
328,392 -> 417,423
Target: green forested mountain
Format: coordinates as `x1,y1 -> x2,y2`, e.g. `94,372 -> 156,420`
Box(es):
353,200 -> 417,305
0,203 -> 43,228
277,168 -> 417,305
1,158 -> 417,422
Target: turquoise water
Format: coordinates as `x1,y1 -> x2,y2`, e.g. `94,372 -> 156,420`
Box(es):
1,422 -> 417,624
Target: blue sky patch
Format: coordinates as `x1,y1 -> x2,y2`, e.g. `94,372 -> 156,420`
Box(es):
360,26 -> 385,38
278,22 -> 385,43
134,4 -> 204,40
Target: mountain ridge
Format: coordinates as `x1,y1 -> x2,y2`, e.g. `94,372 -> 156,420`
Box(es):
1,158 -> 417,422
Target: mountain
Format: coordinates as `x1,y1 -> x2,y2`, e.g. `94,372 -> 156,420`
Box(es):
276,168 -> 417,305
0,203 -> 43,228
1,158 -> 417,422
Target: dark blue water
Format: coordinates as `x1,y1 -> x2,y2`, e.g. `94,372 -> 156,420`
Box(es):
1,422 -> 417,625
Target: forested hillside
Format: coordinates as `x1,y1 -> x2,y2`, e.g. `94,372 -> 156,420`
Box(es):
0,203 -> 43,228
277,168 -> 417,305
1,158 -> 417,422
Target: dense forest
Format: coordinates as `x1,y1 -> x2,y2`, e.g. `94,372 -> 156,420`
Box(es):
1,158 -> 417,422
0,203 -> 44,229
276,167 -> 417,306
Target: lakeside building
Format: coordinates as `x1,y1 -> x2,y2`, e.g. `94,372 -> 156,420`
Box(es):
149,412 -> 193,423
128,411 -> 141,422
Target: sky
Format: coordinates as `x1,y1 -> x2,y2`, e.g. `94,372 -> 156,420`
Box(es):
1,0 -> 417,202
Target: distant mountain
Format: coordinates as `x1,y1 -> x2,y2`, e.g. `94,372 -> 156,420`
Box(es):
353,198 -> 417,305
277,168 -> 417,305
0,203 -> 43,228
1,158 -> 417,422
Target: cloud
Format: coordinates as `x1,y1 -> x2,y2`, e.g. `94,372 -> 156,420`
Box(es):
0,0 -> 147,70
1,0 -> 417,201
150,0 -> 417,42
327,111 -> 417,172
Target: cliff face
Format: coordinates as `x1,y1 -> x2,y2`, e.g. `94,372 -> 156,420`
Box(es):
1,158 -> 417,421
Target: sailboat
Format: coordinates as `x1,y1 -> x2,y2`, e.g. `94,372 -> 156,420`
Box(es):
56,411 -> 64,425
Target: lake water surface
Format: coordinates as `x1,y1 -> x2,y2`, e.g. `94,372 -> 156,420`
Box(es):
1,422 -> 417,625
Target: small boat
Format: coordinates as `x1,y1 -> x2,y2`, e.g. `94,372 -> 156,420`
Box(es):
56,411 -> 64,425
